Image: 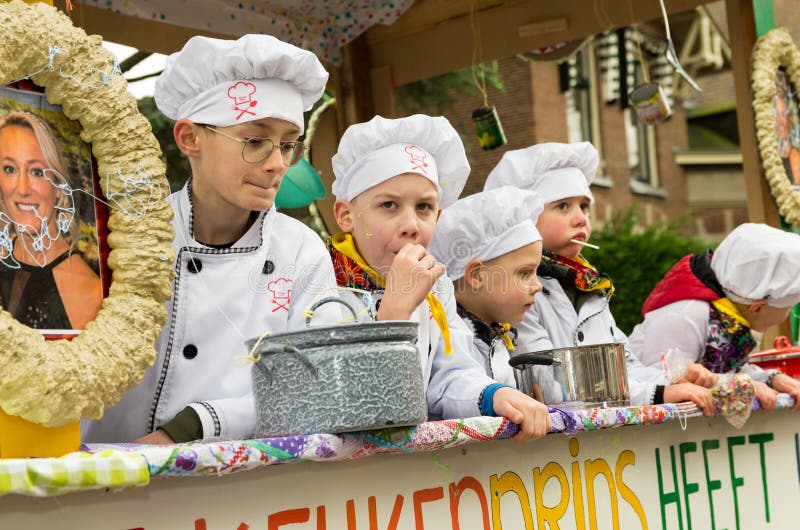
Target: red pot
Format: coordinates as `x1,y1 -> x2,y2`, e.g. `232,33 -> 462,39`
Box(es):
749,336 -> 800,380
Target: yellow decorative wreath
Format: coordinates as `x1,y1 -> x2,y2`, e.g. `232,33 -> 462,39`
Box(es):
752,27 -> 800,225
0,0 -> 174,426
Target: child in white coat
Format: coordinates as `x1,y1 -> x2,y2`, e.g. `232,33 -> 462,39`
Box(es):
484,142 -> 715,413
330,115 -> 551,441
630,223 -> 800,411
83,35 -> 339,443
429,186 -> 544,388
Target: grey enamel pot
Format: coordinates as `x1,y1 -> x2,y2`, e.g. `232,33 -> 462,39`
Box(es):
508,343 -> 630,410
246,297 -> 426,437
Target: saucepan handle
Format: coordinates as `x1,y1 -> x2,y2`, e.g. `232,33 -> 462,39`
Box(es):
774,336 -> 792,349
305,296 -> 360,326
508,353 -> 560,369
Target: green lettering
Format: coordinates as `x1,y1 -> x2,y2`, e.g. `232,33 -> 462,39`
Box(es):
655,446 -> 683,530
748,433 -> 774,523
702,440 -> 722,530
727,436 -> 746,530
679,442 -> 699,530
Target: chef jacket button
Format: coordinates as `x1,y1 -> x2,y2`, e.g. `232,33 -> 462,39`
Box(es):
577,331 -> 585,342
187,258 -> 202,274
542,287 -> 550,295
263,260 -> 275,275
183,344 -> 198,359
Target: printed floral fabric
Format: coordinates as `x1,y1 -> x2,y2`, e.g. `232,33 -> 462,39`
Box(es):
700,304 -> 757,373
541,250 -> 615,296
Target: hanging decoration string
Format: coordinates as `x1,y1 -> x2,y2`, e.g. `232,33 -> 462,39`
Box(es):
627,0 -> 650,83
469,0 -> 489,108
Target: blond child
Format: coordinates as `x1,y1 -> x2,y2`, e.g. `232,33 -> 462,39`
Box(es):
485,142 -> 715,414
630,223 -> 800,411
429,186 -> 544,387
84,35 -> 339,443
330,115 -> 551,441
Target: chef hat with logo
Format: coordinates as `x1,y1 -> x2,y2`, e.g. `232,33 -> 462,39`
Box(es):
429,186 -> 544,280
155,34 -> 328,132
331,114 -> 470,208
484,142 -> 598,203
711,223 -> 800,308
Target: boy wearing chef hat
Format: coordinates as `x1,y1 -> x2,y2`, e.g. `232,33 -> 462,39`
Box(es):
330,115 -> 551,441
630,223 -> 800,410
428,186 -> 545,388
484,143 -> 716,414
83,35 -> 340,444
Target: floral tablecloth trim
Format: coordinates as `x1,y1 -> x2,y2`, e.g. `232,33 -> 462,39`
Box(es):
88,400 -> 777,479
0,449 -> 148,497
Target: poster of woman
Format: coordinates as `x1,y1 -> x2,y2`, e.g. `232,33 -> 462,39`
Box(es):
774,69 -> 800,190
0,85 -> 105,336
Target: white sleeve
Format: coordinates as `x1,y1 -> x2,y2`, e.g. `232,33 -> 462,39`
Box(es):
515,306 -> 556,354
426,280 -> 497,420
629,300 -> 709,368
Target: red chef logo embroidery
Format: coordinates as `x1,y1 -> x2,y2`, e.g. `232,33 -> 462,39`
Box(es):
267,277 -> 292,312
228,82 -> 258,120
404,145 -> 428,175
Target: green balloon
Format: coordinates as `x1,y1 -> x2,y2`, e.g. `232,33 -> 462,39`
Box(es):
275,157 -> 327,209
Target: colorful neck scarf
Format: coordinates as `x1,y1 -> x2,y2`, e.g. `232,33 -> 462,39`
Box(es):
456,303 -> 517,351
701,298 -> 756,373
329,232 -> 453,354
541,250 -> 615,297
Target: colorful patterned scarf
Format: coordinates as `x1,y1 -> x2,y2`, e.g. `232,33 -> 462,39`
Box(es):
328,232 -> 453,354
541,250 -> 615,297
456,303 -> 517,351
700,298 -> 756,373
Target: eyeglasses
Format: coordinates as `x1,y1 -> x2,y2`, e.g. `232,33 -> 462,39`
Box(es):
204,126 -> 305,166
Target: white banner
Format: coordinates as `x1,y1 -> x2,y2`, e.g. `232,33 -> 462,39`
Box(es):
1,410 -> 798,530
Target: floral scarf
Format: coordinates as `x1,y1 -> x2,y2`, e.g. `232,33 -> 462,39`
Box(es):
328,232 -> 453,354
541,250 -> 615,297
700,298 -> 756,373
455,303 -> 517,351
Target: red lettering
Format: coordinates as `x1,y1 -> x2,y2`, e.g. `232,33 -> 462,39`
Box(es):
413,487 -> 444,529
316,506 -> 326,530
268,508 -> 310,530
449,477 -> 490,530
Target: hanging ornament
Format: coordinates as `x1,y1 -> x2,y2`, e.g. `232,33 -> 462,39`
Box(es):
468,0 -> 507,150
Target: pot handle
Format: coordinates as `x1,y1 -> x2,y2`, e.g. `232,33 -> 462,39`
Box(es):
252,343 -> 318,386
305,296 -> 360,326
508,353 -> 558,369
774,336 -> 792,349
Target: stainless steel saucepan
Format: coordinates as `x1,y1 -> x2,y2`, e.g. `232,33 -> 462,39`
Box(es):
508,343 -> 629,410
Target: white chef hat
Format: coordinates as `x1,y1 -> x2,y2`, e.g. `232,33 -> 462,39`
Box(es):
484,142 -> 598,203
331,114 -> 470,208
154,34 -> 328,132
711,223 -> 800,308
429,186 -> 544,280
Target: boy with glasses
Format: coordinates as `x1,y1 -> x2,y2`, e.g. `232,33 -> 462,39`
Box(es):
83,35 -> 340,443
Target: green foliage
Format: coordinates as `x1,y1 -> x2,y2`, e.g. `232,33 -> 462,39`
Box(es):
580,208 -> 710,334
394,62 -> 505,115
136,97 -> 190,194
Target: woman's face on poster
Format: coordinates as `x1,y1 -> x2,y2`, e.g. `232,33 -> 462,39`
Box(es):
0,124 -> 60,230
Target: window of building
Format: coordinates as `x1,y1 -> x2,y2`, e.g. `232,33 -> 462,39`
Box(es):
563,38 -> 609,186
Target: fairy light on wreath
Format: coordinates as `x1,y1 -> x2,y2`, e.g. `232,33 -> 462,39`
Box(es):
468,0 -> 507,151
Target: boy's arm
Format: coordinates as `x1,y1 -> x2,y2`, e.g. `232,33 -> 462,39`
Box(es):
628,300 -> 708,368
426,278 -> 498,419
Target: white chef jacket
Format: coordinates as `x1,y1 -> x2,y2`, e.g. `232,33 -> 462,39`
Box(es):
516,276 -> 669,406
628,299 -> 770,383
83,184 -> 339,442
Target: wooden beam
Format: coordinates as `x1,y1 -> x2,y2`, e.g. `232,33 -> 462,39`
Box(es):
53,0 -> 229,54
724,0 -> 780,226
367,0 -> 711,87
